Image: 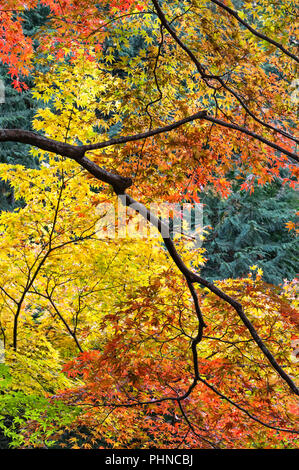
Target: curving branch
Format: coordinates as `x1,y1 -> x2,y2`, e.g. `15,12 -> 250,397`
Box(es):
1,108 -> 298,168
0,126 -> 298,393
122,194 -> 299,396
0,129 -> 132,193
76,382 -> 299,435
2,0 -> 298,444
1,140 -> 298,447
177,401 -> 219,448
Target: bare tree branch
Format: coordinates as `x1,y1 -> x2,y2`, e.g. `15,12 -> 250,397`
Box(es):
151,0 -> 299,145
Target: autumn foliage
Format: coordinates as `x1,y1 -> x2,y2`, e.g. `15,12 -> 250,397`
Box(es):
0,0 -> 298,449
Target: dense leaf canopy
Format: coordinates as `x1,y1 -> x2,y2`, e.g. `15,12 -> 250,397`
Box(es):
0,0 -> 298,449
